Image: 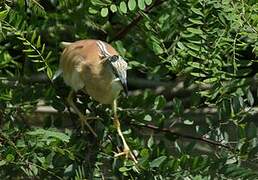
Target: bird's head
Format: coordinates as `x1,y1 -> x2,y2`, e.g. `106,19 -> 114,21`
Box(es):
96,40 -> 128,96
107,55 -> 128,96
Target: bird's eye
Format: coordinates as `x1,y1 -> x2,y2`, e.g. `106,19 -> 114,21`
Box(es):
110,55 -> 119,62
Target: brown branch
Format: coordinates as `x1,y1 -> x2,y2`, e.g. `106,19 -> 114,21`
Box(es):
131,123 -> 233,150
109,0 -> 165,42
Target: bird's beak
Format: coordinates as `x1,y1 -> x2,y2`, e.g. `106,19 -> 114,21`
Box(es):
108,55 -> 128,97
120,77 -> 128,97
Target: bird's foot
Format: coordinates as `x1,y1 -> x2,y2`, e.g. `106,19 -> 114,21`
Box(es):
114,147 -> 138,164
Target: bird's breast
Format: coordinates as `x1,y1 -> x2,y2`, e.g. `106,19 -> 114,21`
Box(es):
83,76 -> 122,105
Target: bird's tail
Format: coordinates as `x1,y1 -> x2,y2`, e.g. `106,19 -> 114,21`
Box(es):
60,42 -> 72,49
52,41 -> 72,80
52,41 -> 71,80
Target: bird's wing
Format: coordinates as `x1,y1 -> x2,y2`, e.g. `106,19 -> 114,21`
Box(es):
52,42 -> 73,81
62,55 -> 86,91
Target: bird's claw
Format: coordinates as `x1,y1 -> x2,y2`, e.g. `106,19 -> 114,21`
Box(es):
114,148 -> 138,164
114,148 -> 130,158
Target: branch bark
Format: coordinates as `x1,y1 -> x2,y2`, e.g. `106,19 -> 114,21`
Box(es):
131,122 -> 233,150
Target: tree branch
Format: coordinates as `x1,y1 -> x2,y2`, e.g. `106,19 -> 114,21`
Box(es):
131,122 -> 233,150
109,0 -> 165,42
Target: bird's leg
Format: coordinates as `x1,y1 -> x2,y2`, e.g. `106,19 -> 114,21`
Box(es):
112,100 -> 137,163
67,90 -> 98,137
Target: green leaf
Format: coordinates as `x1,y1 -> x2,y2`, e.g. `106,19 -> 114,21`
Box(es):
28,54 -> 40,58
188,49 -> 199,58
88,7 -> 98,14
119,166 -> 130,172
31,164 -> 38,176
172,98 -> 183,116
31,59 -> 42,63
150,156 -> 167,168
36,36 -> 41,48
23,49 -> 34,53
110,4 -> 117,13
247,90 -> 254,106
45,51 -> 52,60
138,0 -> 146,10
188,18 -> 204,25
120,1 -> 127,14
185,43 -> 201,51
31,31 -> 37,43
177,41 -> 186,50
37,156 -> 45,166
41,44 -> 45,54
147,135 -> 154,148
184,119 -> 193,125
190,72 -> 206,77
128,0 -> 136,11
0,9 -> 9,21
100,7 -> 108,17
64,164 -> 74,175
16,139 -> 26,148
23,41 -> 31,46
191,7 -> 204,16
0,160 -> 6,166
6,154 -> 15,162
152,42 -> 163,55
145,0 -> 152,5
91,0 -> 107,6
27,128 -> 70,143
153,95 -> 166,110
175,141 -> 182,153
140,148 -> 149,158
203,77 -> 218,83
17,37 -> 26,41
47,67 -> 53,79
144,114 -> 152,121
37,64 -> 47,70
187,62 -> 204,69
187,27 -> 203,35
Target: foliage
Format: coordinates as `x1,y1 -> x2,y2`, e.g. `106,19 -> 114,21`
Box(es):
0,0 -> 258,179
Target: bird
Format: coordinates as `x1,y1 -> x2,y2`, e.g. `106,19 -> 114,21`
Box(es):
53,39 -> 137,163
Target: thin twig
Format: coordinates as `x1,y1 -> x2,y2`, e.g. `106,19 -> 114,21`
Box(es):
109,0 -> 166,42
131,123 -> 233,150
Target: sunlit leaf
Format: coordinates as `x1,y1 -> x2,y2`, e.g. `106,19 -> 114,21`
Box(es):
150,156 -> 167,168
153,95 -> 166,110
145,0 -> 152,5
100,7 -> 108,17
110,4 -> 117,13
138,0 -> 146,10
128,0 -> 136,11
120,1 -> 127,14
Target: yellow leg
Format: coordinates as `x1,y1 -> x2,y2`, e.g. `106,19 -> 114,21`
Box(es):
67,91 -> 98,137
112,100 -> 137,163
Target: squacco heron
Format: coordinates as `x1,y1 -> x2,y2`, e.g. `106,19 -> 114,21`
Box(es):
53,39 -> 136,162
